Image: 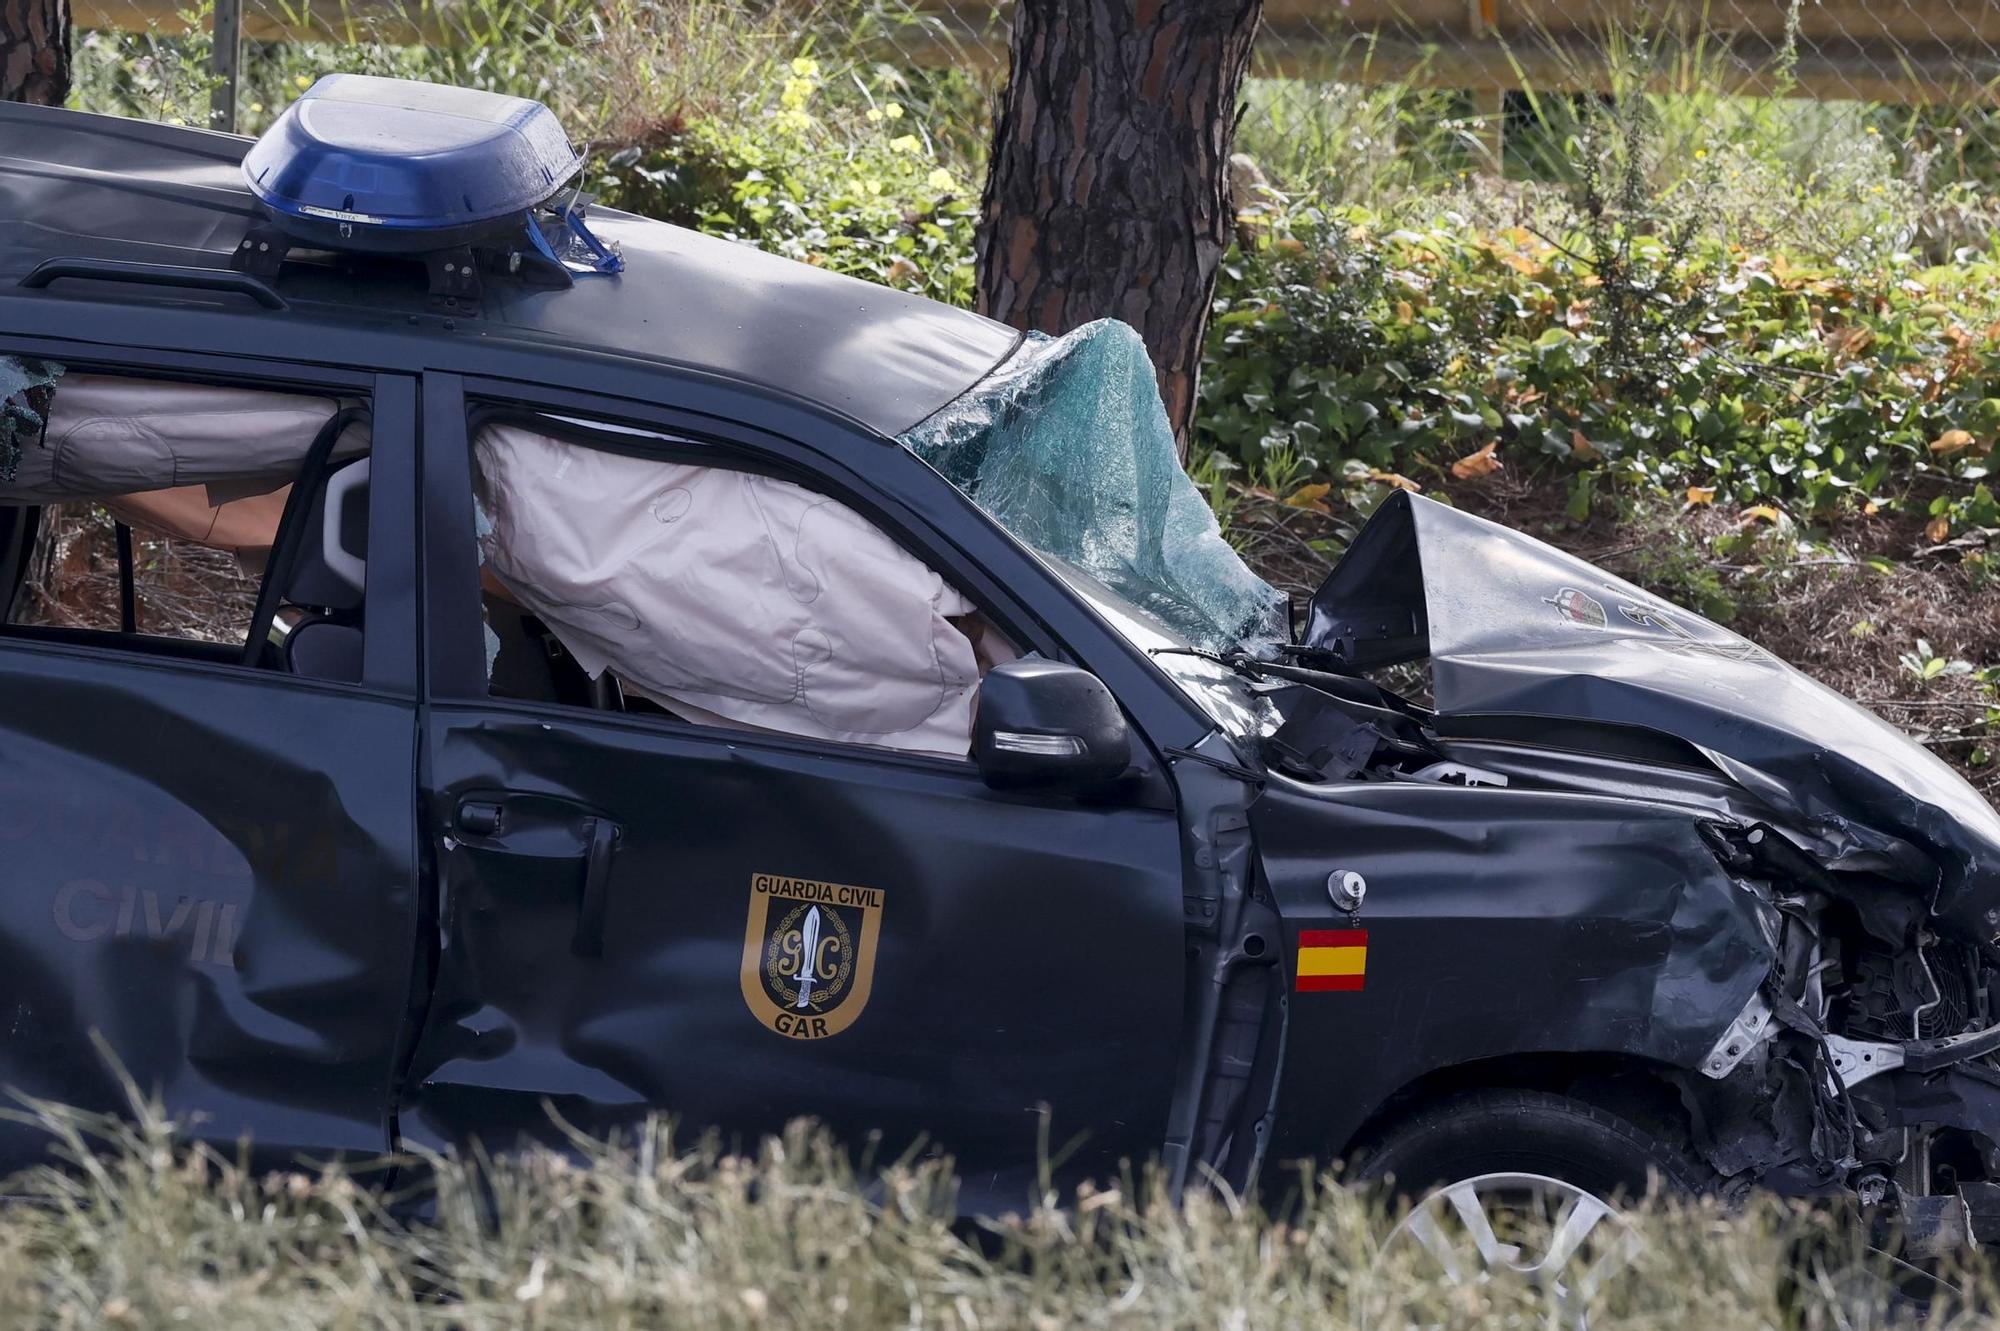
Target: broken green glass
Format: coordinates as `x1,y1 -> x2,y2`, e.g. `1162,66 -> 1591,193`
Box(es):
901,320 -> 1285,653
0,355 -> 63,486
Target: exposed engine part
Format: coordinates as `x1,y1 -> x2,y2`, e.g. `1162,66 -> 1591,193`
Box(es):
1838,933 -> 1984,1043
1823,1033 -> 1905,1088
1961,1181 -> 2000,1245
1878,1194 -> 1972,1260
1679,818 -> 2000,1260
1896,1018 -> 2000,1073
1701,991 -> 1777,1079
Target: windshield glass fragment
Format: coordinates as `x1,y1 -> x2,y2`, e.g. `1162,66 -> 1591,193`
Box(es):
900,319 -> 1287,656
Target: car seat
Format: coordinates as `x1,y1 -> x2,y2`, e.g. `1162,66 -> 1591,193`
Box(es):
277,457 -> 367,682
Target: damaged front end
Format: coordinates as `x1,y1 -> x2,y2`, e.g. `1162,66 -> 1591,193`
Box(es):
1293,492 -> 2000,1248
1694,818 -> 2000,1246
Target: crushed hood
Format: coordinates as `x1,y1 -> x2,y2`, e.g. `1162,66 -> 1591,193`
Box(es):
1305,491 -> 2000,943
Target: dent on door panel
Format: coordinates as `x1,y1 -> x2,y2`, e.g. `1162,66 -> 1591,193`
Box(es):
402,708 -> 1188,1207
0,648 -> 417,1167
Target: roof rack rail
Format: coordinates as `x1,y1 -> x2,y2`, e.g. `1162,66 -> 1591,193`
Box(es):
20,257 -> 289,312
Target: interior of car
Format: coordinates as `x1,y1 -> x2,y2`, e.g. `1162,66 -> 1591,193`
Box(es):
0,361 -> 1010,756
0,364 -> 371,682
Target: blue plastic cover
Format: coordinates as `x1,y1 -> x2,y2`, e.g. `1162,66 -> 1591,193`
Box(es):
902,320 -> 1287,653
243,74 -> 581,235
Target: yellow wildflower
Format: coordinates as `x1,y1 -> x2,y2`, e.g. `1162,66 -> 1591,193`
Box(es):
294,73 -> 312,90
927,167 -> 956,192
865,107 -> 884,123
881,102 -> 904,121
780,77 -> 814,111
889,134 -> 920,154
789,56 -> 819,79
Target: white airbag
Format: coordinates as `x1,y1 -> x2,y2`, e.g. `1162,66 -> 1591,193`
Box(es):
474,423 -> 981,756
3,374 -> 365,501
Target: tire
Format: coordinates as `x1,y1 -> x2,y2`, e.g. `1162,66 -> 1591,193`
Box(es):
1352,1087 -> 1713,1202
1353,1090 -> 1714,1324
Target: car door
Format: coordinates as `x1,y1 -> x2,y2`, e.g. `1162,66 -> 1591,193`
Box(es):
0,344 -> 421,1174
399,374 -> 1197,1210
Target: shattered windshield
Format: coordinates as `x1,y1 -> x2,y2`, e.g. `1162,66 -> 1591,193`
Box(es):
900,319 -> 1287,655
1043,556 -> 1278,740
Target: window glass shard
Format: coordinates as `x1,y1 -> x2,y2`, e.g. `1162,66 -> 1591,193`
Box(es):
901,319 -> 1286,653
0,354 -> 63,485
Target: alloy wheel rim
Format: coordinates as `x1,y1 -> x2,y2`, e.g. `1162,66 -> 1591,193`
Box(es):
1383,1171 -> 1641,1326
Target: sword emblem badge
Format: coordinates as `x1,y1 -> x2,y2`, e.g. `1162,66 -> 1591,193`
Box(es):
739,873 -> 885,1039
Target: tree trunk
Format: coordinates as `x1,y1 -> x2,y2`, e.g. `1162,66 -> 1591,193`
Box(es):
1,0 -> 70,105
976,0 -> 1263,456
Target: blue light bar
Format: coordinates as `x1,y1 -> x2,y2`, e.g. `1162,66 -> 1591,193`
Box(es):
242,74 -> 584,254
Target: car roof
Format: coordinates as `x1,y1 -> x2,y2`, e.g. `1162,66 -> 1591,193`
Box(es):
0,103 -> 1022,437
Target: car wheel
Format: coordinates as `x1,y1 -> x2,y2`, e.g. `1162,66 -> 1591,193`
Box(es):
1353,1089 -> 1712,1325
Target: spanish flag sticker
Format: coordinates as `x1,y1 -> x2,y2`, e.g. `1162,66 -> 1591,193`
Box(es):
1296,929 -> 1367,992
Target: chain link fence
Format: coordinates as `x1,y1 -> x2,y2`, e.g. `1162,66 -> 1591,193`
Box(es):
1234,2 -> 2000,234
59,0 -> 2000,207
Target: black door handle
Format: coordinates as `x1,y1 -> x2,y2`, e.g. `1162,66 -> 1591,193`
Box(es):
571,816 -> 620,959
456,799 -> 506,836
445,794 -> 622,957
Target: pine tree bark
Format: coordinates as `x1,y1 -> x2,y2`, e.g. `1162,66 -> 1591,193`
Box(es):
976,0 -> 1263,456
1,0 -> 70,105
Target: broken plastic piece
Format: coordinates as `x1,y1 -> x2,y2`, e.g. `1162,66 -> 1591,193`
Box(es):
901,320 -> 1287,653
527,195 -> 623,276
0,354 -> 62,485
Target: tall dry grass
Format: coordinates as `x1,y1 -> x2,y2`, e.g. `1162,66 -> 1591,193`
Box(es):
0,1088 -> 1983,1329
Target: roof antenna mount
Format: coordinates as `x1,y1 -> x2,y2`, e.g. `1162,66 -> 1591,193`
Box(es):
231,224 -> 294,279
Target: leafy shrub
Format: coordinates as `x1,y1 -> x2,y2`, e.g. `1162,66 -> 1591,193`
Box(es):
1203,174 -> 2000,537
592,53 -> 981,305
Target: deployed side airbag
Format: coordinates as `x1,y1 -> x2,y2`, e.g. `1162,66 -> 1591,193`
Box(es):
1,372 -> 366,502
473,424 -> 982,756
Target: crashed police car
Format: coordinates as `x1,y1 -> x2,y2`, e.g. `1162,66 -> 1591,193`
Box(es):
5,73 -> 2000,1274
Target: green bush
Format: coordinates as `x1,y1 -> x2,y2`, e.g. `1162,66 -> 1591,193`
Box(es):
592,54 -> 980,306
1202,187 -> 2000,536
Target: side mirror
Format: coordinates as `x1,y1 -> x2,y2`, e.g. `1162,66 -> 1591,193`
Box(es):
974,659 -> 1131,793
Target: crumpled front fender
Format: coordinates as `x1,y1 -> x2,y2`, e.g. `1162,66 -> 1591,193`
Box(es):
1254,777 -> 1777,1164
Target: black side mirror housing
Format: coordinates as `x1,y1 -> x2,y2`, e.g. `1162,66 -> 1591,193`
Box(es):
973,659 -> 1132,793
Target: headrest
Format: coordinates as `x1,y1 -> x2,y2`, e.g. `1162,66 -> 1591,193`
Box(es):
287,457 -> 368,612
284,619 -> 364,684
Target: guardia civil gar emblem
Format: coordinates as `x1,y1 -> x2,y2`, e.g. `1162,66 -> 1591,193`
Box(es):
739,873 -> 884,1039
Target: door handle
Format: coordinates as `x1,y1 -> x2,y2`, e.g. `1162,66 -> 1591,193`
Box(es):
456,798 -> 506,837
446,795 -> 622,958
571,816 -> 621,959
